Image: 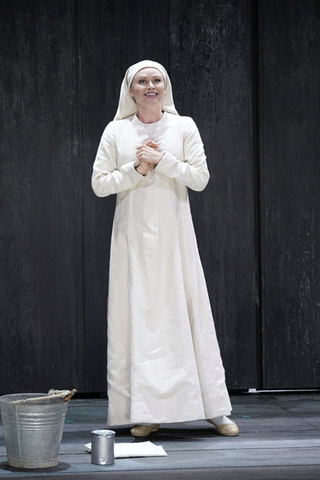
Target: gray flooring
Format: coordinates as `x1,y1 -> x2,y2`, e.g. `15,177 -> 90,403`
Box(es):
1,393 -> 320,479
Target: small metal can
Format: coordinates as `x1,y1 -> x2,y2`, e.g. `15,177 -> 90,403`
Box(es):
91,429 -> 115,465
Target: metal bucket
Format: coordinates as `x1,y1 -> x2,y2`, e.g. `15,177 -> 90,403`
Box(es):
0,393 -> 68,469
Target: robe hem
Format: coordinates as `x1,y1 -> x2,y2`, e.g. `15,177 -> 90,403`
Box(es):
107,409 -> 232,428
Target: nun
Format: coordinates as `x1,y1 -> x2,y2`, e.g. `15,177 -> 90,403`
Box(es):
92,60 -> 239,438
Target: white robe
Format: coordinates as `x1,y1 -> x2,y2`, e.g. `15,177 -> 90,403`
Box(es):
92,112 -> 232,426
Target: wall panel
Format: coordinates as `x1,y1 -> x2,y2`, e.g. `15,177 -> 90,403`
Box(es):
0,1 -> 85,393
80,0 -> 170,392
169,0 -> 258,389
259,0 -> 320,388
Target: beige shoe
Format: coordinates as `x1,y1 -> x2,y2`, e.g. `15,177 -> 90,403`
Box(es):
207,419 -> 239,437
130,423 -> 160,437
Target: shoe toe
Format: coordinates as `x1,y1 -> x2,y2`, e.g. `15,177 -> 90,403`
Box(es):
216,421 -> 239,437
130,424 -> 159,437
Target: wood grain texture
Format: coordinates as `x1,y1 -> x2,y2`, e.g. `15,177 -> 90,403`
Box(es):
0,0 -> 258,393
0,1 -> 85,392
169,0 -> 258,389
259,0 -> 320,388
80,0 -> 170,392
4,0 -> 318,393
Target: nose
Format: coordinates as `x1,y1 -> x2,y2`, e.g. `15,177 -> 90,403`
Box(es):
147,80 -> 155,88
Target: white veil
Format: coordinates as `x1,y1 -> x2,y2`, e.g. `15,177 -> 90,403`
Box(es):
113,60 -> 179,121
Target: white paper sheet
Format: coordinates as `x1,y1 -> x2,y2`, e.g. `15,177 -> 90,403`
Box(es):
85,441 -> 167,458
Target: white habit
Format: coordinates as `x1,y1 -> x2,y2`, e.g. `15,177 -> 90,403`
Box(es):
92,111 -> 232,426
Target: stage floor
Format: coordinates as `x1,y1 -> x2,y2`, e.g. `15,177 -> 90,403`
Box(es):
1,392 -> 320,479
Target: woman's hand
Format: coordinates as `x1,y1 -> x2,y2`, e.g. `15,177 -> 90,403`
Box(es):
136,142 -> 163,165
145,140 -> 159,150
135,160 -> 154,176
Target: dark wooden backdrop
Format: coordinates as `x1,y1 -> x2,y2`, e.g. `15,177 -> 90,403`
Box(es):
259,0 -> 320,388
0,0 -> 319,394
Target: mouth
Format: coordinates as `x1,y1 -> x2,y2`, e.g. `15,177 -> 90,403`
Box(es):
145,93 -> 158,97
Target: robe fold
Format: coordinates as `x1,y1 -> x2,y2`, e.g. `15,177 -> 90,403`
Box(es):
92,112 -> 232,426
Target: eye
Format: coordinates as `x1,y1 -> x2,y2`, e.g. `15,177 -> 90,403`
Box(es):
139,79 -> 146,84
154,78 -> 161,83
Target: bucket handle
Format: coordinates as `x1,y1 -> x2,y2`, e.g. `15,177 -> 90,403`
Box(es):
11,389 -> 77,405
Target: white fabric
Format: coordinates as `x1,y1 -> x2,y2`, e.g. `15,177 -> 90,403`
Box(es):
85,441 -> 167,458
210,416 -> 233,425
92,112 -> 232,426
114,60 -> 178,120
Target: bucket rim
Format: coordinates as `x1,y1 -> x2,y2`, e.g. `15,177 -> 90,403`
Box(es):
0,393 -> 68,407
0,393 -> 48,399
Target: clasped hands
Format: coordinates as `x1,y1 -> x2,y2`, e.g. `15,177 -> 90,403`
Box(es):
135,141 -> 164,176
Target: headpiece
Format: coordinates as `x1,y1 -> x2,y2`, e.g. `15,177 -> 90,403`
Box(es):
114,60 -> 178,120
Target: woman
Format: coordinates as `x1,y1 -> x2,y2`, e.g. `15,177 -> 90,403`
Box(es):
92,60 -> 239,438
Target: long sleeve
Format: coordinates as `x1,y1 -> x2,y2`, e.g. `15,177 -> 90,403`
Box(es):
92,123 -> 143,198
155,117 -> 210,192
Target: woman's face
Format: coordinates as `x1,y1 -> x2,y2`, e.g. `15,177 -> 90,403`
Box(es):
130,68 -> 166,109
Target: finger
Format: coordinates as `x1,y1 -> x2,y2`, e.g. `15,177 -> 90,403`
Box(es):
146,140 -> 159,147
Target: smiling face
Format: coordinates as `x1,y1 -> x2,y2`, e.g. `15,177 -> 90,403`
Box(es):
129,68 -> 166,111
